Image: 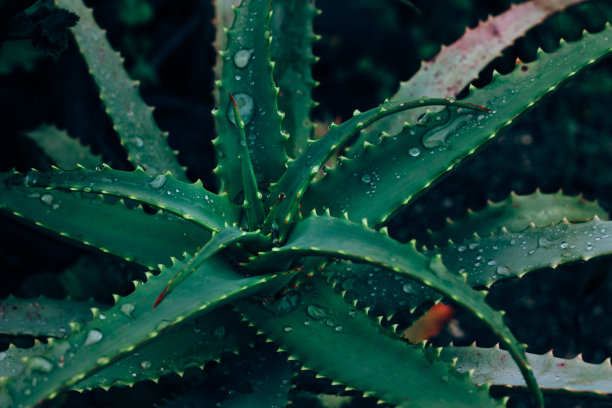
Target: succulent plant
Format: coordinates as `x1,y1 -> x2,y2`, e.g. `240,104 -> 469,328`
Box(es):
1,0 -> 612,407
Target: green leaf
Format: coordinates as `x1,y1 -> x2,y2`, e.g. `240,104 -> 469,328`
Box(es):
435,217 -> 612,287
0,172 -> 210,268
0,296 -> 96,338
212,0 -> 242,105
262,99 -> 488,241
0,254 -> 280,407
240,275 -> 503,408
270,0 -> 318,158
152,227 -> 264,309
14,166 -> 240,232
72,307 -> 254,390
302,24 -> 612,226
214,0 -> 286,202
323,260 -> 439,318
426,191 -> 608,248
24,124 -> 102,170
441,345 -> 612,396
323,217 -> 612,332
354,0 -> 587,145
229,92 -> 265,230
252,215 -> 543,406
54,0 -> 187,180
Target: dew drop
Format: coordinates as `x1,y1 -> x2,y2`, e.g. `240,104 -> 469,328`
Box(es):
403,283 -> 417,295
84,329 -> 103,346
348,309 -> 357,318
497,266 -> 511,276
233,48 -> 254,68
40,194 -> 54,206
487,259 -> 496,266
361,174 -> 372,183
538,236 -> 556,248
307,304 -> 328,320
408,147 -> 421,157
120,303 -> 135,317
335,325 -> 344,333
155,320 -> 170,331
227,93 -> 255,125
560,241 -> 569,249
134,137 -> 144,148
457,245 -> 467,252
140,360 -> 151,370
148,174 -> 166,189
468,243 -> 479,250
28,357 -> 53,373
283,326 -> 293,333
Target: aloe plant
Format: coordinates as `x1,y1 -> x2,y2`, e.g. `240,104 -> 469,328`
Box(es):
1,0 -> 611,407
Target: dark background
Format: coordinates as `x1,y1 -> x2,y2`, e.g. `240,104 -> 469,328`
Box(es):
1,0 -> 612,406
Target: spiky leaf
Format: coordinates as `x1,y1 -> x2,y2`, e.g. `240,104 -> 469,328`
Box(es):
54,0 -> 186,179
303,25 -> 612,226
441,345 -> 612,395
240,275 -> 502,408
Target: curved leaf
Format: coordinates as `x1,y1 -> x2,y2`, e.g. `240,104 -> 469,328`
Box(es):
262,99 -> 488,240
251,215 -> 543,406
240,275 -> 502,408
12,167 -> 240,232
302,25 -> 612,226
354,0 -> 587,145
0,172 -> 210,268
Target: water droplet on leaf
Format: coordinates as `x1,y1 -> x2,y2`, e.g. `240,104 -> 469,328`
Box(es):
148,174 -> 166,189
84,329 -> 103,346
408,147 -> 421,157
28,357 -> 53,373
227,93 -> 255,125
307,304 -> 328,320
233,48 -> 254,68
120,303 -> 135,317
40,194 -> 54,206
